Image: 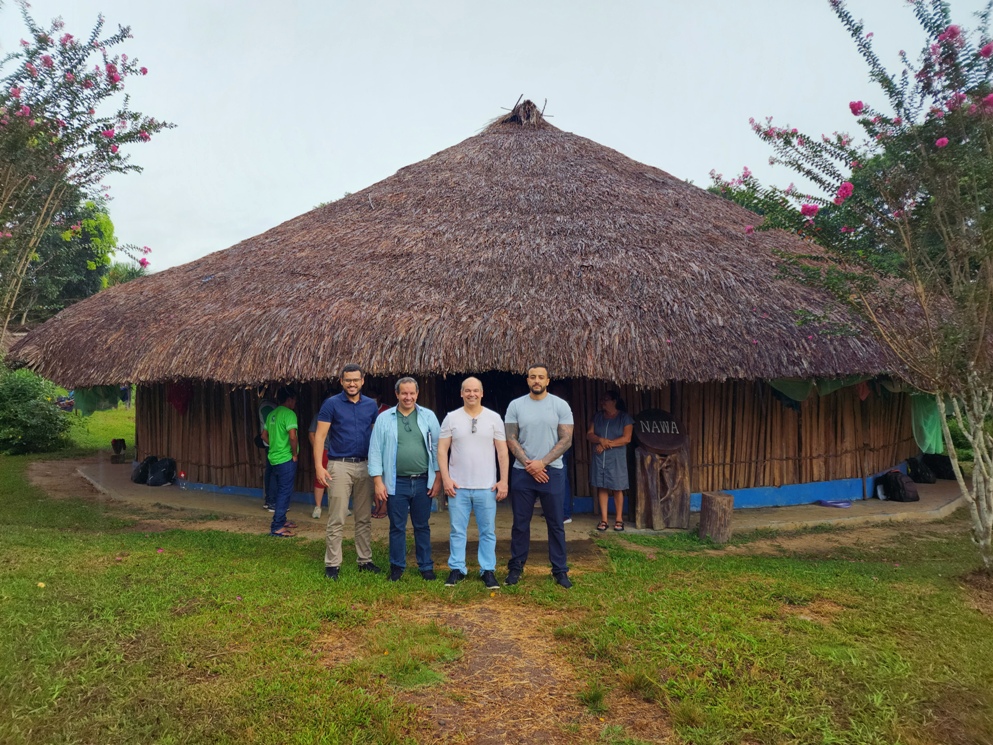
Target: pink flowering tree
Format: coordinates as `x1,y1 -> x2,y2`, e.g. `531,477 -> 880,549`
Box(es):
0,1 -> 172,336
715,0 -> 993,571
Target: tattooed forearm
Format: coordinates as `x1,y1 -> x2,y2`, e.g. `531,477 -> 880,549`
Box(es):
505,422 -> 529,465
541,424 -> 574,465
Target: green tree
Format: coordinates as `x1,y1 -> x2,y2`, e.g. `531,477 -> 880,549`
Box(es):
104,259 -> 147,287
0,2 -> 172,336
722,0 -> 993,571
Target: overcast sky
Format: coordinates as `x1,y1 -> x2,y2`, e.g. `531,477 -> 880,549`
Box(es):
1,0 -> 988,271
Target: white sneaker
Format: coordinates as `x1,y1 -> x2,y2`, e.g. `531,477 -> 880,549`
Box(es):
312,506 -> 322,519
563,518 -> 573,524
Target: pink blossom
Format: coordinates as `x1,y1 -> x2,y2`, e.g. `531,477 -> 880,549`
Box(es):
140,67 -> 148,75
138,131 -> 150,142
849,100 -> 865,115
983,93 -> 993,108
981,43 -> 993,58
836,182 -> 854,200
19,39 -> 28,47
139,257 -> 150,268
60,33 -> 74,46
742,166 -> 752,178
141,245 -> 152,254
10,86 -> 21,99
65,72 -> 74,82
40,55 -> 54,68
800,204 -> 819,218
101,128 -> 115,138
15,105 -> 30,117
841,226 -> 853,233
745,225 -> 755,235
892,117 -> 902,125
110,144 -> 119,154
83,80 -> 94,89
938,24 -> 961,43
25,63 -> 38,78
935,137 -> 949,148
108,73 -> 121,84
88,108 -> 95,115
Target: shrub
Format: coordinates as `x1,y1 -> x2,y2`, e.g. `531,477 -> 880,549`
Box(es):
0,367 -> 73,453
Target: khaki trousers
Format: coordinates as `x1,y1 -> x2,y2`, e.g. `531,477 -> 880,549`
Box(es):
324,460 -> 374,567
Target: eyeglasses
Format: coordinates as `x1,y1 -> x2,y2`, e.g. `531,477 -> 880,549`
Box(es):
471,418 -> 477,434
402,418 -> 412,433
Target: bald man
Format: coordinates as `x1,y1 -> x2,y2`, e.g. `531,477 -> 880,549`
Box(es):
437,377 -> 509,589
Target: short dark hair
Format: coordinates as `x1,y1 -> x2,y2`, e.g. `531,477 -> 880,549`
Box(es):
526,362 -> 550,377
340,363 -> 363,379
276,386 -> 297,404
395,377 -> 418,394
602,389 -> 626,411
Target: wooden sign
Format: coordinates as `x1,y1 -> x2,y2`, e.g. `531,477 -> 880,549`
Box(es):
634,409 -> 688,453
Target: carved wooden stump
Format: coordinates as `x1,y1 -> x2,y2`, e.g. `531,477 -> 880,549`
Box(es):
699,491 -> 734,543
635,446 -> 690,530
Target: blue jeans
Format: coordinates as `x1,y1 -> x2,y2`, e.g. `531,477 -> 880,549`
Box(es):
508,467 -> 568,575
562,449 -> 573,520
447,488 -> 498,574
387,475 -> 433,571
269,459 -> 296,533
264,460 -> 276,506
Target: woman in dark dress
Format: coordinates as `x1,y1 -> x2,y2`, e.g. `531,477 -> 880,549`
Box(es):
586,390 -> 634,531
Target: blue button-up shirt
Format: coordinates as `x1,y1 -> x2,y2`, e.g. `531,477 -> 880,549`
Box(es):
368,404 -> 440,495
317,392 -> 379,458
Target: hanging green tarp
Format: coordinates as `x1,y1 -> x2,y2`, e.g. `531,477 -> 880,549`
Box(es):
73,386 -> 120,417
816,375 -> 868,397
911,393 -> 945,455
768,379 -> 816,402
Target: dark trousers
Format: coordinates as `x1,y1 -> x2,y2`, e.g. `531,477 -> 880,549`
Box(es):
387,475 -> 433,571
264,460 -> 276,506
508,467 -> 568,575
269,459 -> 296,533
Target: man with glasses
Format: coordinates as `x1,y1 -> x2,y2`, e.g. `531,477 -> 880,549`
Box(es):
505,363 -> 575,588
314,363 -> 381,580
438,377 -> 509,589
368,377 -> 442,582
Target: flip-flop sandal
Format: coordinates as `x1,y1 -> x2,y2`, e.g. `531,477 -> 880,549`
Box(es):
283,522 -> 298,529
596,521 -> 608,532
614,522 -> 625,531
271,529 -> 295,537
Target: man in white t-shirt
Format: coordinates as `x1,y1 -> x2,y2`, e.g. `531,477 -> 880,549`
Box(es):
438,377 -> 510,589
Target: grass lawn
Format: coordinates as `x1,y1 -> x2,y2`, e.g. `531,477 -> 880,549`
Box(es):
1,414 -> 992,743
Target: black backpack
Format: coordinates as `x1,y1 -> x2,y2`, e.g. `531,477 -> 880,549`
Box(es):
922,453 -> 956,480
907,457 -> 937,484
146,458 -> 177,487
874,470 -> 920,502
131,456 -> 158,484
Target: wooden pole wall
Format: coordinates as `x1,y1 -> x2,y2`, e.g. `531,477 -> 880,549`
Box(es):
136,378 -> 917,497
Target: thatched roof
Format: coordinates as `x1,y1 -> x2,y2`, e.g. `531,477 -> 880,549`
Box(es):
10,100 -> 898,389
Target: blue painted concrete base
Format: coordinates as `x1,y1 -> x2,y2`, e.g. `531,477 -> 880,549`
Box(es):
174,461 -> 909,514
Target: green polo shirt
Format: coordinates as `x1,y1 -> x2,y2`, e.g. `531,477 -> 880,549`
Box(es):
265,406 -> 298,466
396,408 -> 428,476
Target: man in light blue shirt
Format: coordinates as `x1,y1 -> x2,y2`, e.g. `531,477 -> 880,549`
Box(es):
504,363 -> 575,588
368,377 -> 442,582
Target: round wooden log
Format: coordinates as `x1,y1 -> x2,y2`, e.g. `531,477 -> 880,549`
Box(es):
699,491 -> 734,543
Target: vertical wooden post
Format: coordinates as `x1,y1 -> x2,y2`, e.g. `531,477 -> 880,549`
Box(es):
699,491 -> 734,543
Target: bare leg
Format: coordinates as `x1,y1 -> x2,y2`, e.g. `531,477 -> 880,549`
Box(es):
313,486 -> 324,518
612,490 -> 624,524
597,488 -> 610,523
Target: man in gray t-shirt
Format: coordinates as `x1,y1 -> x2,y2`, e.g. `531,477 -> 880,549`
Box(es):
504,364 -> 575,588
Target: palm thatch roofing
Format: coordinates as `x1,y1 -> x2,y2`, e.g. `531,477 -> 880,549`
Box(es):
10,100 -> 898,389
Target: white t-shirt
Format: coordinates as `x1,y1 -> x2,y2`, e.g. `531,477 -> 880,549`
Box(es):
439,407 -> 506,489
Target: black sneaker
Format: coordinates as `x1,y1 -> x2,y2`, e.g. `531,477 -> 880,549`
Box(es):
324,566 -> 339,581
264,503 -> 275,513
481,570 -> 500,589
505,569 -> 521,586
358,562 -> 382,574
389,564 -> 404,582
420,569 -> 436,581
445,569 -> 466,586
553,573 -> 573,589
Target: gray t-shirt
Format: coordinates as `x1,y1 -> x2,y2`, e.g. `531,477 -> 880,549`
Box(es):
308,412 -> 331,452
504,394 -> 574,469
440,407 -> 506,488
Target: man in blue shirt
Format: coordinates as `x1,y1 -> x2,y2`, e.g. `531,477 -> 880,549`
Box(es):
368,377 -> 442,582
314,363 -> 381,580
